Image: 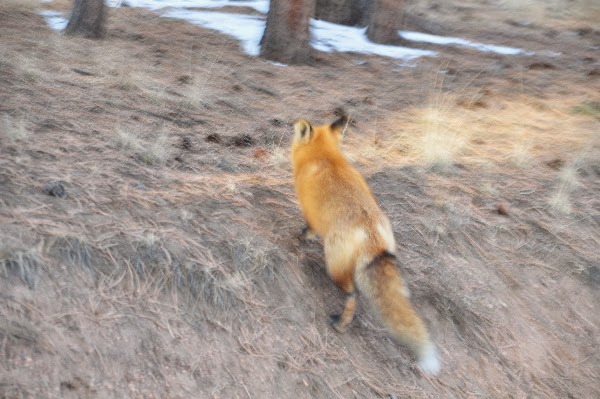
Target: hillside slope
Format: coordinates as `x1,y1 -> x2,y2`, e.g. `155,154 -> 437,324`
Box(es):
1,1 -> 599,398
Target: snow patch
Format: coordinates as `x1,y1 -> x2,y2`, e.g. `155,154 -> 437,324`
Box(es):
399,31 -> 533,56
121,0 -> 269,14
39,10 -> 68,31
159,11 -> 437,61
161,9 -> 264,56
312,20 -> 436,60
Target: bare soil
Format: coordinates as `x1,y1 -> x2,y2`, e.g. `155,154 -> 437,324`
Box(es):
1,1 -> 599,398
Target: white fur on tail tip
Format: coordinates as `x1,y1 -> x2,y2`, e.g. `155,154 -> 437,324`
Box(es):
418,345 -> 441,376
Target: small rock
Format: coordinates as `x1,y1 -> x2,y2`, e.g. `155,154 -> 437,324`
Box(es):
545,158 -> 564,170
205,133 -> 222,144
179,136 -> 192,150
253,147 -> 268,159
44,181 -> 67,198
269,118 -> 286,127
496,202 -> 509,216
230,134 -> 255,147
177,75 -> 191,85
71,68 -> 95,76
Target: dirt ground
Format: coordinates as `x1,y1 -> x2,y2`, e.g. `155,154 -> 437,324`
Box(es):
1,0 -> 599,398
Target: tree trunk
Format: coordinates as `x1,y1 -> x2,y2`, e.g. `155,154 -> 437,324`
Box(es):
367,0 -> 404,44
315,0 -> 372,26
260,0 -> 316,65
65,0 -> 106,39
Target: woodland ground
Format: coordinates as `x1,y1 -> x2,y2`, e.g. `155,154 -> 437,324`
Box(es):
1,0 -> 599,398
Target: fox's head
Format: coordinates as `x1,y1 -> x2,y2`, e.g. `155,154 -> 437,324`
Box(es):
292,115 -> 349,150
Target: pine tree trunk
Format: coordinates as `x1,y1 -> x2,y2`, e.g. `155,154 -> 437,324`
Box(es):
65,0 -> 106,39
367,0 -> 404,44
260,0 -> 316,65
315,0 -> 371,26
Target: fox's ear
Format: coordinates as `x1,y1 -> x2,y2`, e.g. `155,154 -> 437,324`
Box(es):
294,119 -> 313,143
330,114 -> 349,138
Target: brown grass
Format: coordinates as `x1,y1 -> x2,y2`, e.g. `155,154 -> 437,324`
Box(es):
1,2 -> 599,398
0,0 -> 39,14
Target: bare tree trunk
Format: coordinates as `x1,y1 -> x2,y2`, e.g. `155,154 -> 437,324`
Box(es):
367,0 -> 404,44
315,0 -> 372,26
260,0 -> 316,65
65,0 -> 106,39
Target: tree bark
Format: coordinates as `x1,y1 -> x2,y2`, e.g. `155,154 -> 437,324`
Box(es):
367,0 -> 404,44
65,0 -> 106,39
315,0 -> 372,26
260,0 -> 316,65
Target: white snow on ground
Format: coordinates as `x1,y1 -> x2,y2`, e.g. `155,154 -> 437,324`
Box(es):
39,0 -> 534,60
399,31 -> 533,55
161,10 -> 438,60
312,20 -> 436,60
122,0 -> 269,14
39,10 -> 68,31
162,9 -> 264,55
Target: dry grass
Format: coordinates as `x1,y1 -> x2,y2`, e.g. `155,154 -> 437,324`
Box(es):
1,3 -> 599,398
369,94 -> 598,173
0,243 -> 41,290
411,107 -> 471,169
548,161 -> 581,213
499,0 -> 600,22
115,127 -> 170,166
0,0 -> 39,14
1,114 -> 30,143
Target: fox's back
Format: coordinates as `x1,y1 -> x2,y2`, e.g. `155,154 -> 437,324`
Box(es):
291,119 -> 395,255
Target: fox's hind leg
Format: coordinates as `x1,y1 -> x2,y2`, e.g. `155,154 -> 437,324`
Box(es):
330,288 -> 357,333
327,257 -> 358,333
324,230 -> 365,333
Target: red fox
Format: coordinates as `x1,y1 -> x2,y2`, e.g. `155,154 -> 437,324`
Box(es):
291,115 -> 441,375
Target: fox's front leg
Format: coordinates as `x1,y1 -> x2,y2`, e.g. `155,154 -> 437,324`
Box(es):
301,224 -> 318,241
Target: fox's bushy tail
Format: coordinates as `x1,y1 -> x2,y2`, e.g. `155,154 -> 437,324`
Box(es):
355,252 -> 441,375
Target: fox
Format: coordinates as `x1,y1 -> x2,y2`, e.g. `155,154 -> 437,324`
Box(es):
291,115 -> 441,375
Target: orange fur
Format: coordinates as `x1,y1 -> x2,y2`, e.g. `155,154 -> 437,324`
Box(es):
291,116 -> 441,375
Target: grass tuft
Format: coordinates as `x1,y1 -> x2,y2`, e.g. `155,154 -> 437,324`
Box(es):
0,247 -> 41,289
1,114 -> 30,143
115,127 -> 170,166
548,162 -> 581,213
55,237 -> 96,272
177,261 -> 248,309
570,101 -> 600,117
230,237 -> 278,277
413,107 -> 470,170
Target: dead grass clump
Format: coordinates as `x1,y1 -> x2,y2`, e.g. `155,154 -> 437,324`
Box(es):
112,233 -> 249,310
548,162 -> 581,213
415,107 -> 471,170
55,237 -> 96,272
571,101 -> 600,117
230,237 -> 279,277
383,95 -> 595,171
0,316 -> 40,346
0,247 -> 41,289
510,139 -> 533,167
14,55 -> 45,83
1,114 -> 30,143
386,106 -> 470,171
182,76 -> 212,110
174,260 -> 249,309
115,127 -> 170,166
